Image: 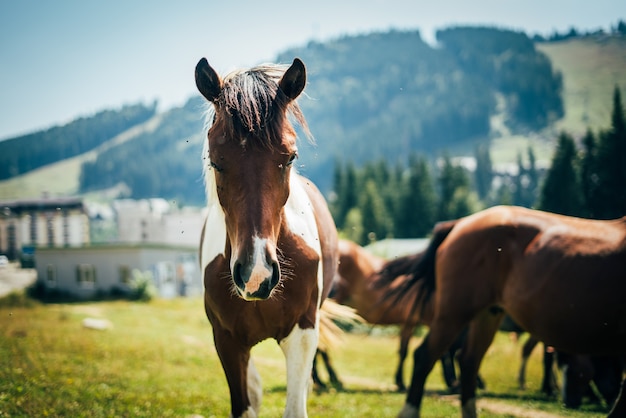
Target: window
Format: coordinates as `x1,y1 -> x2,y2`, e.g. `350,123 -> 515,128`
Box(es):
119,265 -> 132,284
46,264 -> 57,287
62,210 -> 69,247
46,213 -> 54,247
76,264 -> 96,289
29,212 -> 37,243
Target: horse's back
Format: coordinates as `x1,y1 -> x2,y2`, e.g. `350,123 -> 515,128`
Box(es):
442,205 -> 626,353
337,239 -> 385,281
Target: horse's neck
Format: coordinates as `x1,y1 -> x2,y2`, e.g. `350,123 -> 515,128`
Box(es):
282,173 -> 323,254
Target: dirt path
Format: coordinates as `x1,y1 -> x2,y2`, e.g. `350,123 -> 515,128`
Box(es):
477,399 -> 565,418
440,395 -> 566,418
0,263 -> 37,297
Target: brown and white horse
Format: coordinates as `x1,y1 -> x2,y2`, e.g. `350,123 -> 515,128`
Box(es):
196,57 -> 338,418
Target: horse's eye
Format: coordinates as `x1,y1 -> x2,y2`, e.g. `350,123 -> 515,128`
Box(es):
287,152 -> 298,167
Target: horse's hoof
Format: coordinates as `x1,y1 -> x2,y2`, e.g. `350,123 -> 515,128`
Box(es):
397,403 -> 420,418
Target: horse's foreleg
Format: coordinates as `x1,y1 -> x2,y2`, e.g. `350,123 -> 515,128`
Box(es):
395,323 -> 415,392
518,335 -> 538,390
311,350 -> 326,389
608,376 -> 626,418
400,323 -> 467,418
458,308 -> 504,418
440,347 -> 458,391
280,324 -> 318,418
213,329 -> 259,418
541,344 -> 557,396
319,349 -> 342,388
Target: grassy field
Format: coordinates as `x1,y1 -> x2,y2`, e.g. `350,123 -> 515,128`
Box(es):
538,36 -> 626,136
0,154 -> 86,200
0,294 -> 612,417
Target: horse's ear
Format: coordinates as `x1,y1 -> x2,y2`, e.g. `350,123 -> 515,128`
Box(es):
278,58 -> 306,101
195,58 -> 222,103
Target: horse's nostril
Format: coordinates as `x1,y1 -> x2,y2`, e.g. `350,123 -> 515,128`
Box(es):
233,261 -> 245,290
270,261 -> 280,289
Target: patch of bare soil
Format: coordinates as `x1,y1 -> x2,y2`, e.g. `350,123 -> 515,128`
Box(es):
439,394 -> 565,418
0,264 -> 36,297
477,399 -> 565,418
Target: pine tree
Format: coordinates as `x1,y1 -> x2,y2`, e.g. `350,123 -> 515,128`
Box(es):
526,146 -> 539,205
330,159 -> 345,225
396,154 -> 437,237
360,180 -> 392,243
342,207 -> 365,244
437,154 -> 471,221
474,144 -> 493,201
594,86 -> 626,219
334,161 -> 360,228
538,132 -> 583,216
580,128 -> 599,218
513,147 -> 539,208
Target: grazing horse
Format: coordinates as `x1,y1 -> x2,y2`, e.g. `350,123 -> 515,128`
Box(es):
196,57 -> 338,418
377,205 -> 626,418
330,238 -> 483,392
333,239 -> 418,391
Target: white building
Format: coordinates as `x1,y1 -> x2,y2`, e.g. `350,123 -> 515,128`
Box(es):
35,243 -> 202,300
113,198 -> 205,247
0,197 -> 90,261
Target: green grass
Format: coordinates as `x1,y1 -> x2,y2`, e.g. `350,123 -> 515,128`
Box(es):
538,36 -> 626,136
0,296 -> 611,417
0,154 -> 86,200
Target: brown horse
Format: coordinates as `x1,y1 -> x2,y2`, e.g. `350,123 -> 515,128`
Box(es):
329,238 -> 484,392
377,205 -> 626,418
196,57 -> 338,418
333,239 -> 418,390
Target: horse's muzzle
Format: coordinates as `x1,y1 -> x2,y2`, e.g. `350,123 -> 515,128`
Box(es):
232,259 -> 280,300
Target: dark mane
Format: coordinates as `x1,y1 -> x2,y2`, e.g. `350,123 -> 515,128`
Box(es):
214,64 -> 311,148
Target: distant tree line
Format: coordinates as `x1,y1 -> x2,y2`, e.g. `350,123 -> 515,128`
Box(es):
0,103 -> 156,180
538,86 -> 626,219
436,27 -> 564,130
532,19 -> 626,42
332,86 -> 626,244
4,28 -> 566,204
78,97 -> 206,205
279,27 -> 563,191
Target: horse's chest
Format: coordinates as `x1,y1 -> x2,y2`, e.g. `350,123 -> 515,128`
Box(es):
203,252 -> 319,342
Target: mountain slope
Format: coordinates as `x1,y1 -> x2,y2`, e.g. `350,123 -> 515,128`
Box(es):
0,114 -> 165,200
1,29 -> 624,203
538,35 -> 626,135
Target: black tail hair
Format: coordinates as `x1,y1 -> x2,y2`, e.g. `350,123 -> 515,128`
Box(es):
374,219 -> 458,316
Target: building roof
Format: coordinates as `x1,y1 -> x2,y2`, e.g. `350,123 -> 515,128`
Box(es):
0,196 -> 85,215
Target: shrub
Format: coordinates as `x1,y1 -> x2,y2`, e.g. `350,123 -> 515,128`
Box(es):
128,269 -> 157,302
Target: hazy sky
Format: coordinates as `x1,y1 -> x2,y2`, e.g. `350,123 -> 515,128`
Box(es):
0,0 -> 623,140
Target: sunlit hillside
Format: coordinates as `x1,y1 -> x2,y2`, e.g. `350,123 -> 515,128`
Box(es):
538,35 -> 626,136
1,33 -> 625,202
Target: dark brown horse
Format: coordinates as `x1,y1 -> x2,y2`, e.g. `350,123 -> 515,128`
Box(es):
377,205 -> 626,418
196,57 -> 338,418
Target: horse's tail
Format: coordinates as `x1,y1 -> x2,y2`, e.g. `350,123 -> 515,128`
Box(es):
318,299 -> 363,351
374,219 -> 458,314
